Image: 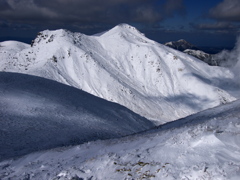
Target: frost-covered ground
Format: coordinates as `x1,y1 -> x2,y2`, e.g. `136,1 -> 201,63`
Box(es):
0,72 -> 153,161
1,99 -> 240,180
1,24 -> 239,124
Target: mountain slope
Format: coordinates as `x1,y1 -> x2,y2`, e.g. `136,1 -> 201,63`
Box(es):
1,99 -> 240,179
0,72 -> 153,161
0,24 -> 238,123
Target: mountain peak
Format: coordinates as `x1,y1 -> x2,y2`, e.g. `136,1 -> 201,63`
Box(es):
31,29 -> 75,47
100,23 -> 145,38
114,23 -> 138,31
178,39 -> 188,43
165,39 -> 199,51
116,23 -> 134,28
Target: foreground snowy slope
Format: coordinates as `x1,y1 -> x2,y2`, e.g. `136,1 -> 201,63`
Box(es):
1,99 -> 240,179
0,24 -> 238,123
0,72 -> 153,161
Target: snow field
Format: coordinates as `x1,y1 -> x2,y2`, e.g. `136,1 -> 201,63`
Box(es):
1,99 -> 240,179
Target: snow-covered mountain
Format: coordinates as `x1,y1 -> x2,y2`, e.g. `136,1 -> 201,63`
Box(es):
0,72 -> 153,161
165,40 -> 219,66
1,24 -> 240,180
0,41 -> 30,70
0,24 -> 238,123
164,39 -> 199,51
183,49 -> 218,66
1,98 -> 240,179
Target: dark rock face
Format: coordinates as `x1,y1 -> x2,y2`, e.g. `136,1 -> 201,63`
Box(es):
165,39 -> 199,52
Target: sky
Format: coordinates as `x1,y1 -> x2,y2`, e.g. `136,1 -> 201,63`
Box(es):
0,0 -> 239,48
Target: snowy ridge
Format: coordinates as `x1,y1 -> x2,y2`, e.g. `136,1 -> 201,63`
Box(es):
0,72 -> 153,161
0,24 -> 238,123
0,41 -> 30,70
184,49 -> 218,66
1,99 -> 240,179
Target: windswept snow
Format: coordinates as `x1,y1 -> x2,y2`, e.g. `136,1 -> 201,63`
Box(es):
0,72 -> 153,161
0,24 -> 239,124
1,99 -> 240,179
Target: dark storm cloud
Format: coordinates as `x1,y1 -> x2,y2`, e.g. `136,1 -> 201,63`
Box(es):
0,0 -> 57,22
209,0 -> 240,22
163,0 -> 185,16
0,0 -> 11,11
0,0 -> 185,25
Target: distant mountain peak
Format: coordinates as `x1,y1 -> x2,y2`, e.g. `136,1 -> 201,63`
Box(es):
165,39 -> 199,51
178,39 -> 187,43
